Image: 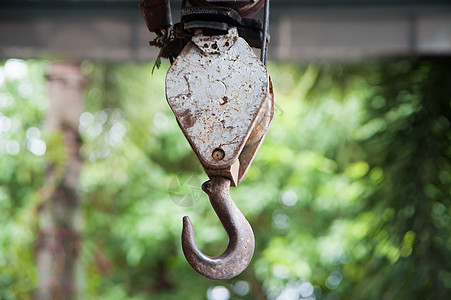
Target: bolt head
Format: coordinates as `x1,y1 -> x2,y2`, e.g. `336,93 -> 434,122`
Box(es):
212,148 -> 225,161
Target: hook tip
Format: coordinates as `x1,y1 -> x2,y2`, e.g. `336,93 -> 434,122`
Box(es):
182,215 -> 190,225
182,216 -> 195,240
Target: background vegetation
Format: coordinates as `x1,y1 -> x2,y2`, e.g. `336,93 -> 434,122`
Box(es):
0,57 -> 450,299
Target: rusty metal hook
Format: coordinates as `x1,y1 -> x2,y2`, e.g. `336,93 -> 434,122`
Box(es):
182,177 -> 255,280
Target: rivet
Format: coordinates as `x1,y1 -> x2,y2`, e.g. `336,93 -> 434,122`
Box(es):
212,148 -> 225,161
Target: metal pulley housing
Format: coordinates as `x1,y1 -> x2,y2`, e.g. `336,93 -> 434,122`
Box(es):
166,27 -> 274,186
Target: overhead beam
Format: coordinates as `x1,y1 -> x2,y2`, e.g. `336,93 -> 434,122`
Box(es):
0,0 -> 450,61
1,0 -> 450,16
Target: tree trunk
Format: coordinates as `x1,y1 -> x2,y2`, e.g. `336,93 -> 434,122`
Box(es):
35,62 -> 85,300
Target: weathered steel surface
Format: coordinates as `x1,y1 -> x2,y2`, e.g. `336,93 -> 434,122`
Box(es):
182,177 -> 255,280
236,79 -> 273,183
166,27 -> 273,186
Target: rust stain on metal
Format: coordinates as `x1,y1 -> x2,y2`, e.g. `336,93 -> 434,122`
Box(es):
179,110 -> 195,128
220,96 -> 229,105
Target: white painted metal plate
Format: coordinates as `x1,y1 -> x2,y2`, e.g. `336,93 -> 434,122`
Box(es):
166,28 -> 269,169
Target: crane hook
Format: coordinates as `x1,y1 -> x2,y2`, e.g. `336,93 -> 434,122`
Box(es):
182,177 -> 255,280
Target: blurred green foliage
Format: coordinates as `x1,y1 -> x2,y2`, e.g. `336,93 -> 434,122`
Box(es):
0,57 -> 450,300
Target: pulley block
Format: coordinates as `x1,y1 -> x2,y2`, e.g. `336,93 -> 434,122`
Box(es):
166,27 -> 274,186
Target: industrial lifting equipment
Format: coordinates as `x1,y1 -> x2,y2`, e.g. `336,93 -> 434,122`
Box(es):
140,0 -> 273,280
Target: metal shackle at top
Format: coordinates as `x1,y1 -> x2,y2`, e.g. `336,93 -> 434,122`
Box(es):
139,0 -> 265,33
187,0 -> 265,17
139,0 -> 172,34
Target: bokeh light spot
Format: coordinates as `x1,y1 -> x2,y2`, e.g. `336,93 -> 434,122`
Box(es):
282,190 -> 298,206
26,127 -> 40,139
234,280 -> 250,296
6,140 -> 20,155
207,286 -> 230,300
299,282 -> 314,298
27,139 -> 46,156
4,59 -> 28,80
325,271 -> 342,290
153,112 -> 169,129
273,264 -> 289,279
273,213 -> 290,229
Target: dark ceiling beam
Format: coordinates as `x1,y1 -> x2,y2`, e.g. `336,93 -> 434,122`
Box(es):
1,0 -> 450,61
0,1 -> 141,16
